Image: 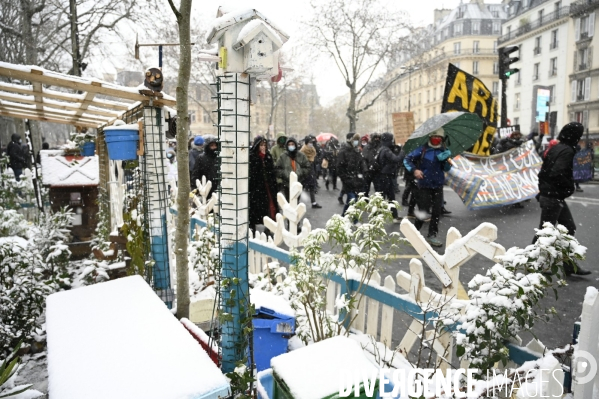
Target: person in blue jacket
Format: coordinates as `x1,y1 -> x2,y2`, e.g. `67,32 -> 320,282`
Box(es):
403,128 -> 452,247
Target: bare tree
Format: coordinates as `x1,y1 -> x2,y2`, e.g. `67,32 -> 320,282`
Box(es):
305,0 -> 412,133
167,0 -> 192,319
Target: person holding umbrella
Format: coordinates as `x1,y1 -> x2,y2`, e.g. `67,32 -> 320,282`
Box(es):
403,128 -> 452,247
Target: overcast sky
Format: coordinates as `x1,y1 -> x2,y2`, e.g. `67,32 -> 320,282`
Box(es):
103,0 -> 502,106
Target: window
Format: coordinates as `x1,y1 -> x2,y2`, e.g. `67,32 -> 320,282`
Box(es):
433,87 -> 436,101
189,110 -> 196,123
70,192 -> 82,206
554,1 -> 561,18
454,22 -> 463,35
550,57 -> 558,76
473,40 -> 480,54
427,90 -> 430,102
493,61 -> 499,74
493,21 -> 501,34
492,10 -> 499,18
578,47 -> 589,70
472,21 -> 480,35
534,37 -> 541,55
550,29 -> 559,49
203,112 -> 210,123
548,85 -> 555,103
538,9 -> 544,23
473,61 -> 479,75
492,81 -> 499,96
576,13 -> 595,41
533,63 -> 540,80
515,93 -> 521,110
574,111 -> 588,126
516,70 -> 522,85
493,40 -> 498,53
506,26 -> 512,35
571,77 -> 591,101
454,42 -> 461,55
514,117 -> 520,125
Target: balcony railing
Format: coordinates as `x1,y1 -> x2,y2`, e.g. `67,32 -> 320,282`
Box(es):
550,41 -> 559,49
571,0 -> 599,16
498,6 -> 570,44
579,63 -> 588,71
534,47 -> 541,55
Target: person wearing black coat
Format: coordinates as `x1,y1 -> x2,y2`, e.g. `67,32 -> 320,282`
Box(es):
495,131 -> 524,153
324,138 -> 340,190
361,133 -> 381,195
336,133 -> 366,217
249,136 -> 278,234
6,134 -> 27,181
191,135 -> 219,196
535,122 -> 590,275
373,132 -> 404,222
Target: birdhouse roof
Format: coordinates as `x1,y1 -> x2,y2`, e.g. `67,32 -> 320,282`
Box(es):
233,19 -> 284,51
207,8 -> 289,45
40,150 -> 99,187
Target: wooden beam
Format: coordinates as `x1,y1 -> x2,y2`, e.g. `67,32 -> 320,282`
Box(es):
0,101 -> 110,125
0,92 -> 120,118
0,65 -> 176,106
0,111 -> 100,128
0,82 -> 133,111
32,82 -> 43,113
70,90 -> 96,125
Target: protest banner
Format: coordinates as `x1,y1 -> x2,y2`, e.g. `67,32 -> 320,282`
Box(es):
573,149 -> 593,182
497,125 -> 520,139
442,63 -> 498,156
445,140 -> 542,210
392,112 -> 414,145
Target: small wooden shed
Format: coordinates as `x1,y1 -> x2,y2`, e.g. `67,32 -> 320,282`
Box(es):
40,150 -> 99,257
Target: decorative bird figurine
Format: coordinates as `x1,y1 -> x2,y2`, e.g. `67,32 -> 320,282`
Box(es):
139,67 -> 164,97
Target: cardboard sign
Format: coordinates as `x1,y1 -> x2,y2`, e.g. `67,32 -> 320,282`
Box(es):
442,64 -> 498,156
573,149 -> 593,182
392,112 -> 415,145
445,140 -> 542,210
497,125 -> 521,139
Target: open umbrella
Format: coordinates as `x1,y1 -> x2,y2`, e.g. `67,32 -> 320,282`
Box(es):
316,133 -> 337,142
402,112 -> 484,156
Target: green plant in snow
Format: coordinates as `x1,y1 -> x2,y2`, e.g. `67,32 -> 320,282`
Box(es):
447,222 -> 585,375
0,157 -> 34,210
0,208 -> 28,238
289,193 -> 406,344
0,342 -> 42,398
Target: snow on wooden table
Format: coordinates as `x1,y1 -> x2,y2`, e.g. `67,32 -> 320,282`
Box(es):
270,336 -> 379,399
46,276 -> 230,399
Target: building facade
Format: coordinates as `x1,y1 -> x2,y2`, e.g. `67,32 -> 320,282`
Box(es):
364,0 -> 507,138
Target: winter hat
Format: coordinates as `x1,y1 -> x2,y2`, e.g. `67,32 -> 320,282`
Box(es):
346,133 -> 355,141
351,133 -> 360,141
361,134 -> 369,143
557,122 -> 584,145
194,136 -> 204,146
381,132 -> 394,144
429,127 -> 445,138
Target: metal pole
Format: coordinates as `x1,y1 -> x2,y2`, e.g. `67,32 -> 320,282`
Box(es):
501,77 -> 507,127
159,45 -> 163,69
408,69 -> 412,112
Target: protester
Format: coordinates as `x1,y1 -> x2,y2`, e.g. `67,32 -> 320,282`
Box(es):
401,148 -> 418,217
535,122 -> 590,275
574,144 -> 584,192
275,137 -> 311,202
495,131 -> 524,153
362,133 -> 381,195
374,132 -> 404,223
299,136 -> 322,208
6,133 -> 27,181
249,136 -> 278,234
324,138 -> 340,191
270,132 -> 287,164
166,150 -> 178,184
191,135 -> 219,196
403,128 -> 452,247
336,133 -> 366,217
36,142 -> 50,165
189,135 -> 204,184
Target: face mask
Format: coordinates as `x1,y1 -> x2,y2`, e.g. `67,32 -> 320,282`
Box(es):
308,143 -> 313,148
361,141 -> 367,147
167,154 -> 174,159
353,140 -> 359,147
429,136 -> 443,147
288,145 -> 296,152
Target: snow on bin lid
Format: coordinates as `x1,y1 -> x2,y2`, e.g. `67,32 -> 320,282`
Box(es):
46,276 -> 230,399
250,288 -> 294,318
104,123 -> 139,131
40,150 -> 99,187
270,336 -> 379,399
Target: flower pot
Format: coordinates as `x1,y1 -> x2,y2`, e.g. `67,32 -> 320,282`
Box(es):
105,135 -> 139,161
81,142 -> 95,156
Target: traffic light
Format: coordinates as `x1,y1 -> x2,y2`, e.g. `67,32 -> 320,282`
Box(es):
498,46 -> 520,79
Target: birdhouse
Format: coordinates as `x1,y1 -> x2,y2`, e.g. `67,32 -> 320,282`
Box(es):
207,8 -> 289,79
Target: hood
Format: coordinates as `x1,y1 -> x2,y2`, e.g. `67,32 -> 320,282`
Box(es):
11,134 -> 21,143
285,137 -> 298,148
557,122 -> 584,146
381,132 -> 394,147
251,136 -> 267,153
276,132 -> 287,146
203,135 -> 218,155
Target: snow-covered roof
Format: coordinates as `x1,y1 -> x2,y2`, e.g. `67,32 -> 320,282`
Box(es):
233,19 -> 284,51
40,150 -> 99,187
271,336 -> 379,399
207,8 -> 289,45
46,276 -> 231,399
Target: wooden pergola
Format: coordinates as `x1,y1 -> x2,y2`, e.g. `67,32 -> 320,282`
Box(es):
0,61 -> 176,129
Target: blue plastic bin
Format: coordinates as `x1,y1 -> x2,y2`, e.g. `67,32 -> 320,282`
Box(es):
105,134 -> 139,160
253,308 -> 295,372
81,142 -> 95,156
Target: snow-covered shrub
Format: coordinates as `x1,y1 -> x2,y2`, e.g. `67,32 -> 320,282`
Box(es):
0,238 -> 55,357
121,168 -> 148,277
189,225 -> 219,285
78,259 -> 110,286
0,342 -> 43,398
447,222 -> 586,374
289,193 -> 406,344
0,208 -> 28,238
91,189 -> 111,252
0,157 -> 34,210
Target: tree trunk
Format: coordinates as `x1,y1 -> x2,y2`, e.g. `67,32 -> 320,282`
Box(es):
347,89 -> 357,133
69,0 -> 81,77
171,0 -> 192,319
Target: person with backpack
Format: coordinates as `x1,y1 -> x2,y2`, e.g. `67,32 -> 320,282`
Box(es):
403,129 -> 452,247
373,133 -> 404,223
189,135 -> 204,185
6,134 -> 27,181
336,133 -> 366,217
362,133 -> 381,195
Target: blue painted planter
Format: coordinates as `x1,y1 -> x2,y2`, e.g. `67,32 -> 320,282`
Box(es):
105,134 -> 139,160
81,142 -> 95,156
